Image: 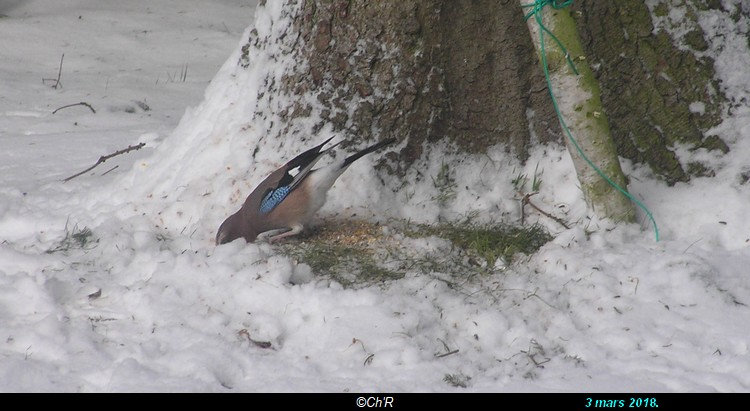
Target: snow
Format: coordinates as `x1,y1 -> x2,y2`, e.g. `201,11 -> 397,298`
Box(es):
689,101 -> 706,115
1,0 -> 750,392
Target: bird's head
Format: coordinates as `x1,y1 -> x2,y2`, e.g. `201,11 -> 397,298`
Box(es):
215,212 -> 258,245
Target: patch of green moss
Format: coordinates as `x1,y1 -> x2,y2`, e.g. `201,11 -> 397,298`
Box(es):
407,222 -> 552,266
653,2 -> 669,17
278,219 -> 553,288
700,135 -> 730,153
686,161 -> 716,178
572,1 -> 727,185
284,241 -> 402,288
684,29 -> 709,51
697,0 -> 723,11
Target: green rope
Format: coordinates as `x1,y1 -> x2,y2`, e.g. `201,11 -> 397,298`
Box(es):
523,0 -> 579,75
522,0 -> 659,241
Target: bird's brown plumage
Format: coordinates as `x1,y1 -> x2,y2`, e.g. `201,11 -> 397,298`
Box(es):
216,137 -> 395,245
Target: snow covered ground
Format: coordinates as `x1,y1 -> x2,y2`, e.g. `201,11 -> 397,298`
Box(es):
1,0 -> 749,392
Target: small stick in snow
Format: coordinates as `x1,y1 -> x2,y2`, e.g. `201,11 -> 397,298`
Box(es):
55,53 -> 64,88
527,353 -> 551,367
62,142 -> 145,182
52,101 -> 96,114
435,338 -> 459,358
682,238 -> 702,254
43,53 -> 65,89
522,339 -> 550,368
435,349 -> 459,358
628,276 -> 640,294
350,338 -> 368,353
523,288 -> 557,310
238,329 -> 273,349
350,338 -> 374,366
100,165 -> 119,176
521,192 -> 571,229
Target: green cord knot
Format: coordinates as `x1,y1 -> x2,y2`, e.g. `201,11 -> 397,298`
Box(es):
522,0 -> 579,75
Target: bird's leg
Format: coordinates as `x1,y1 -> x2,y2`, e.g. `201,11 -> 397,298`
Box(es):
268,224 -> 304,243
257,228 -> 289,242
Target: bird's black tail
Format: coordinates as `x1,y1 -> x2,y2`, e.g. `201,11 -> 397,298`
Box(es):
342,138 -> 396,169
286,136 -> 337,169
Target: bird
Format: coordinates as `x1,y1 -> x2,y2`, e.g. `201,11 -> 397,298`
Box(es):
216,137 -> 396,245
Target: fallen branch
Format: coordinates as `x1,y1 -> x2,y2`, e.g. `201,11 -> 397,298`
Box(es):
53,101 -> 96,114
63,142 -> 145,182
521,192 -> 570,229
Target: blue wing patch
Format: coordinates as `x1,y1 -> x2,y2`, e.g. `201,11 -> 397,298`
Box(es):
259,186 -> 291,214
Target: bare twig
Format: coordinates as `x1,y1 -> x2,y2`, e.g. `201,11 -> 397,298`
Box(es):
55,53 -> 64,88
238,329 -> 272,349
521,192 -> 570,229
435,349 -> 459,358
62,142 -> 145,182
52,101 -> 96,114
523,288 -> 557,310
435,338 -> 459,358
43,53 -> 65,89
628,276 -> 640,295
521,339 -> 550,368
100,165 -> 119,176
527,353 -> 550,367
682,238 -> 702,254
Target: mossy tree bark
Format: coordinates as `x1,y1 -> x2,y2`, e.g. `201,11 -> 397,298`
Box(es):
572,0 -> 727,185
522,4 -> 636,222
241,0 -> 729,190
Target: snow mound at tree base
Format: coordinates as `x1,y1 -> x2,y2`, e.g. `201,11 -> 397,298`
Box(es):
2,0 -> 750,392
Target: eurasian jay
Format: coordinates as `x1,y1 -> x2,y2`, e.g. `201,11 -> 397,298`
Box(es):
216,137 -> 396,245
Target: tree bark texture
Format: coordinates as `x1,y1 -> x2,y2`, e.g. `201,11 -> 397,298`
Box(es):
240,0 -> 730,185
276,0 -> 563,176
572,0 -> 728,185
523,5 -> 636,223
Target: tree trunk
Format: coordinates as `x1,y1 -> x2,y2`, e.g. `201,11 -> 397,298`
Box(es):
522,3 -> 636,223
572,0 -> 727,185
241,0 -> 728,183
275,0 -> 563,176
